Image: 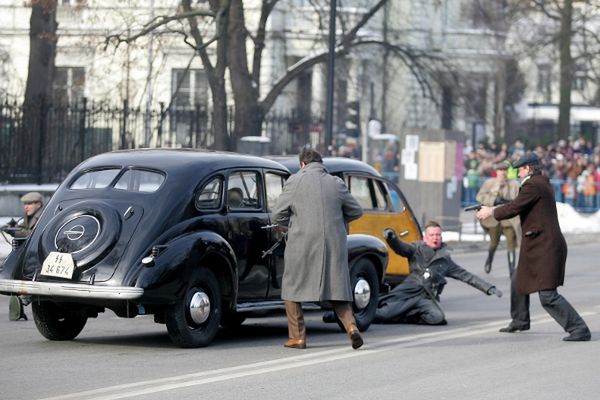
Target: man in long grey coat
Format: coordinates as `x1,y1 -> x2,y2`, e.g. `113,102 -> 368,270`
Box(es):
272,148 -> 364,349
476,153 -> 591,341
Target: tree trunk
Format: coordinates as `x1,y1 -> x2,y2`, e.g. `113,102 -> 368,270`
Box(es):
557,0 -> 573,141
22,0 -> 58,183
228,1 -> 262,149
23,0 -> 58,106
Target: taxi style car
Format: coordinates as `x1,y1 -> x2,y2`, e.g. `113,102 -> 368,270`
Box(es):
271,156 -> 422,286
0,149 -> 388,348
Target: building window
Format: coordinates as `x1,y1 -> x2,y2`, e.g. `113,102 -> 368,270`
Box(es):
170,68 -> 208,147
537,64 -> 552,103
573,64 -> 587,92
53,66 -> 85,104
171,68 -> 207,110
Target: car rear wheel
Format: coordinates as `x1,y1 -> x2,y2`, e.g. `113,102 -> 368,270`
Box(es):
336,258 -> 379,333
166,268 -> 221,348
32,301 -> 88,341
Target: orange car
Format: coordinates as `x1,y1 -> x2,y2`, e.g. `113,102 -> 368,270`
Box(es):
272,156 -> 422,285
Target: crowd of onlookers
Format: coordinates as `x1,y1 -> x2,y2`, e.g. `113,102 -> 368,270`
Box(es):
462,136 -> 600,212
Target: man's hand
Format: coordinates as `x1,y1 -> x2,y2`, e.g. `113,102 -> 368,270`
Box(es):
488,287 -> 503,298
383,228 -> 397,242
475,206 -> 494,221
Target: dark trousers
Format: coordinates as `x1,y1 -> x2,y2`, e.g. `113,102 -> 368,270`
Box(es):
508,273 -> 589,334
285,300 -> 356,340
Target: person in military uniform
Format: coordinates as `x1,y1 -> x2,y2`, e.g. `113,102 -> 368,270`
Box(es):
2,192 -> 45,321
476,160 -> 521,275
476,153 -> 591,341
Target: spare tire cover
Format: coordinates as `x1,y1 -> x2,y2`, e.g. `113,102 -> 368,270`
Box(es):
39,201 -> 122,269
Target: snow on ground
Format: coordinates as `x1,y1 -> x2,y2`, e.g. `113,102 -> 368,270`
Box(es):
2,203 -> 600,261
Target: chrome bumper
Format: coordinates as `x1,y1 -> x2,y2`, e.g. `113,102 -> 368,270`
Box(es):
0,279 -> 144,300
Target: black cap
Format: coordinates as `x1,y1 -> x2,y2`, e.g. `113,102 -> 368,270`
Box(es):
512,153 -> 540,168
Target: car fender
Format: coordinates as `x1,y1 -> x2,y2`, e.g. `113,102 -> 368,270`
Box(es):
134,231 -> 237,303
347,234 -> 388,284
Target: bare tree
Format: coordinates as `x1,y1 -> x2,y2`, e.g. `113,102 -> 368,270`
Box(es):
105,0 -> 444,151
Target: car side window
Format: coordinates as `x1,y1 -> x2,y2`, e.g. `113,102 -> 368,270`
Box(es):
348,176 -> 374,209
384,182 -> 406,213
228,171 -> 260,209
265,172 -> 285,212
196,177 -> 222,210
372,180 -> 388,211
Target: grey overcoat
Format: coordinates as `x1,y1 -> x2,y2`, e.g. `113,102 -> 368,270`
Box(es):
272,162 -> 363,302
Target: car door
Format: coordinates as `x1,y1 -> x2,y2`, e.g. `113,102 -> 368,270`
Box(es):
344,173 -> 421,281
225,170 -> 272,300
263,170 -> 288,299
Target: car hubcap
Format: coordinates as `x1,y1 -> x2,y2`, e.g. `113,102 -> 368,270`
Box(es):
353,278 -> 371,310
189,290 -> 211,325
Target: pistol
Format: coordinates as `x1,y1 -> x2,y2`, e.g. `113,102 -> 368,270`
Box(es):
463,203 -> 482,212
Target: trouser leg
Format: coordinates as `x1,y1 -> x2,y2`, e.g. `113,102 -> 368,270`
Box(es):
409,297 -> 446,325
488,225 -> 501,252
509,272 -> 530,328
284,301 -> 306,340
503,226 -> 517,277
331,301 -> 357,333
538,290 -> 590,334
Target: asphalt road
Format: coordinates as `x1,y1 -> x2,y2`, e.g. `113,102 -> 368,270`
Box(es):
0,243 -> 599,400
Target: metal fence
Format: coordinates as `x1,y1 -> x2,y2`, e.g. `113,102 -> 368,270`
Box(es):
0,97 -> 322,184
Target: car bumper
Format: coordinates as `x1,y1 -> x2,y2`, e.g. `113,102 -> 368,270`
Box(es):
0,279 -> 144,300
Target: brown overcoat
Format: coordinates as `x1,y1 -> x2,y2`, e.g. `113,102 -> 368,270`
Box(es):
493,173 -> 566,294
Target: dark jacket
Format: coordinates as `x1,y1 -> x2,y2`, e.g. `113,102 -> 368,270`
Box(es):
376,238 -> 495,322
493,173 -> 566,294
14,207 -> 43,238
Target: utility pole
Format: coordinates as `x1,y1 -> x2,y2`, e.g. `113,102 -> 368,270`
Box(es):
324,0 -> 337,155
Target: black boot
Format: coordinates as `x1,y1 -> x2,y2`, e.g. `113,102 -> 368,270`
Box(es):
484,250 -> 494,274
507,250 -> 516,277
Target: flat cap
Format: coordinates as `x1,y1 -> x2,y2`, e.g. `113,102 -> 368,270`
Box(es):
494,160 -> 510,170
20,192 -> 43,203
512,153 -> 540,168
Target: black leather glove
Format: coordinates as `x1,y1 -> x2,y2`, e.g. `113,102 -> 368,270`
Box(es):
487,287 -> 503,298
6,218 -> 17,228
383,228 -> 397,241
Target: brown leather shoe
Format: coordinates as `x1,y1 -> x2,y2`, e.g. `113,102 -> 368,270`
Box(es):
348,329 -> 363,349
284,338 -> 306,349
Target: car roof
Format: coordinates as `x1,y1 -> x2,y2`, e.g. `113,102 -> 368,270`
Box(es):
76,149 -> 290,175
268,156 -> 382,177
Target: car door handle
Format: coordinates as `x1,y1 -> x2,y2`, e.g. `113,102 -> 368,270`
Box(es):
398,230 -> 409,237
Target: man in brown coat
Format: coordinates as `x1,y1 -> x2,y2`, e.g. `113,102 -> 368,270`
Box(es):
476,153 -> 591,341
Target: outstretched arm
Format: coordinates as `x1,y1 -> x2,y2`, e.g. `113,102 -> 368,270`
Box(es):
446,259 -> 502,297
383,228 -> 415,258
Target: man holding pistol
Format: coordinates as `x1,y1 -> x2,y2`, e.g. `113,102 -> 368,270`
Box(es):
476,153 -> 591,341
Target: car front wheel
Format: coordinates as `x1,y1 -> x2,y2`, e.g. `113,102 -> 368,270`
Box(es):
349,258 -> 379,332
166,268 -> 221,348
32,301 -> 88,341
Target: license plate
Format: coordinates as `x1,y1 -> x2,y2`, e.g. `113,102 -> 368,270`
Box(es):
41,252 -> 75,279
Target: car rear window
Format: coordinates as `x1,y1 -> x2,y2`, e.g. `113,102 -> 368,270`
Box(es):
114,169 -> 165,193
70,168 -> 121,189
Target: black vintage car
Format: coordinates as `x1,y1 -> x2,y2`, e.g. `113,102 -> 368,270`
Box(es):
0,149 -> 388,348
